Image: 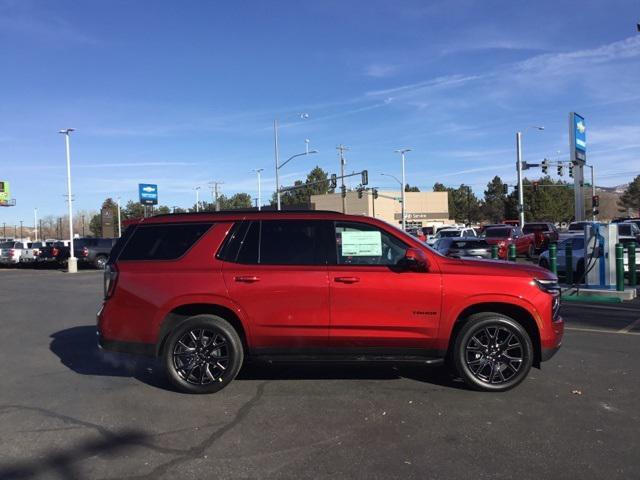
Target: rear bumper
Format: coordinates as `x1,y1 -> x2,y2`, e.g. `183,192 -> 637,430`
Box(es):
97,331 -> 155,356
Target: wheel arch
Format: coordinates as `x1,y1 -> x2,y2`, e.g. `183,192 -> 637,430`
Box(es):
447,302 -> 541,368
156,303 -> 249,357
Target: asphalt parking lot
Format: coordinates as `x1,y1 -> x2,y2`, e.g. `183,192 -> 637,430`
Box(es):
0,270 -> 638,480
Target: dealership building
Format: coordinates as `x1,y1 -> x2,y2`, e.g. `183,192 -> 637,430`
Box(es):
310,190 -> 452,229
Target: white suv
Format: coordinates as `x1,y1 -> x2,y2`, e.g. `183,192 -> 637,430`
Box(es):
0,241 -> 26,265
426,227 -> 477,246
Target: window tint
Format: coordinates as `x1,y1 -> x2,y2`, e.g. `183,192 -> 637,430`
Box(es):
224,220 -> 332,265
618,225 -> 631,236
118,223 -> 213,261
335,222 -> 407,266
484,227 -> 511,238
259,221 -> 330,265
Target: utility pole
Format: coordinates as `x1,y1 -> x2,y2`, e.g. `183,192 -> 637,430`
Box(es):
82,215 -> 85,237
39,220 -> 42,240
253,169 -> 264,211
20,220 -> 23,240
34,208 -> 38,241
516,132 -> 525,228
395,148 -> 411,230
209,181 -> 223,211
337,144 -> 349,213
2,222 -> 5,239
117,197 -> 122,237
59,128 -> 77,273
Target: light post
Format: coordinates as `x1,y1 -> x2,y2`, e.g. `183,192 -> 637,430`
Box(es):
195,187 -> 201,212
516,126 -> 544,228
381,172 -> 404,228
273,113 -> 315,210
20,220 -> 23,239
586,164 -> 596,221
59,128 -> 77,273
34,208 -> 38,242
395,148 -> 411,230
116,197 -> 122,237
81,215 -> 85,237
252,169 -> 264,211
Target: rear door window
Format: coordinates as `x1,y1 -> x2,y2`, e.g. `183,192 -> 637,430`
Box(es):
118,223 -> 213,261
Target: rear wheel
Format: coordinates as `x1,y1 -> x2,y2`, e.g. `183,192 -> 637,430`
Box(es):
163,314 -> 244,394
526,243 -> 535,259
94,255 -> 108,270
453,313 -> 533,392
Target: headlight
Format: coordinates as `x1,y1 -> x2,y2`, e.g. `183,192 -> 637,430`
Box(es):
533,278 -> 561,294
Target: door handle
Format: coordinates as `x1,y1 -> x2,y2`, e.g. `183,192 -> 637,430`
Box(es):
334,276 -> 360,284
234,275 -> 260,283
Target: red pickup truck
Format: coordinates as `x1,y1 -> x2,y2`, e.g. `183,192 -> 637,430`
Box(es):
483,226 -> 535,259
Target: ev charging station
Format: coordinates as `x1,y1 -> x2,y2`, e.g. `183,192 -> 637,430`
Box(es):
584,223 -> 618,289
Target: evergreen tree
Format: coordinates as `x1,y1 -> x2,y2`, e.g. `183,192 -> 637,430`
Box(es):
618,175 -> 640,215
482,176 -> 507,223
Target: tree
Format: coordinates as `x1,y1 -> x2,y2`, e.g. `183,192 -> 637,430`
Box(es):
482,176 -> 507,223
404,184 -> 420,192
123,201 -> 146,219
219,193 -> 252,210
89,198 -> 119,236
271,166 -> 331,207
618,175 -> 640,215
518,176 -> 574,222
431,182 -> 480,223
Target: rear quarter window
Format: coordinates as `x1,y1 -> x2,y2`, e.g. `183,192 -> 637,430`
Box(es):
118,223 -> 214,261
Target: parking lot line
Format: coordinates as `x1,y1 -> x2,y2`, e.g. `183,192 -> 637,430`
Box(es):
618,318 -> 640,334
561,303 -> 640,313
565,326 -> 640,336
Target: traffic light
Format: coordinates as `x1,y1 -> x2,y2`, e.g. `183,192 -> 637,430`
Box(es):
541,159 -> 548,174
357,187 -> 364,199
502,184 -> 508,195
372,188 -> 378,200
568,164 -> 574,178
330,174 -> 337,189
533,181 -> 539,192
592,195 -> 600,208
557,165 -> 563,176
361,170 -> 369,186
341,185 -> 346,198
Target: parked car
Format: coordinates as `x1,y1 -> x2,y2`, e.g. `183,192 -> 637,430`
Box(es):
567,221 -> 597,233
538,235 -> 585,279
522,222 -> 559,252
98,211 -> 563,394
433,237 -> 493,259
425,227 -> 477,246
20,242 -> 45,264
539,234 -> 639,279
0,241 -> 26,265
617,222 -> 640,245
482,226 -> 535,259
36,242 -> 68,266
75,238 -> 117,269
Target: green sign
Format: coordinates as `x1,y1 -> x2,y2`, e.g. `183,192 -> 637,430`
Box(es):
0,180 -> 9,202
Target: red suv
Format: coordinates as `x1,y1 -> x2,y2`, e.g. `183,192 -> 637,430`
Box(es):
97,211 -> 563,393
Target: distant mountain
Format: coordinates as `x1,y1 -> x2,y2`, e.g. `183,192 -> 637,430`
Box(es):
597,184 -> 628,194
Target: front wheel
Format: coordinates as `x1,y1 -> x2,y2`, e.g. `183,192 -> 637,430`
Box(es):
453,313 -> 533,392
163,314 -> 244,394
526,243 -> 535,259
94,255 -> 108,270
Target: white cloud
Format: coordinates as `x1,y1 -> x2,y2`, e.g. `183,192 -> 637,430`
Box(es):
365,63 -> 401,78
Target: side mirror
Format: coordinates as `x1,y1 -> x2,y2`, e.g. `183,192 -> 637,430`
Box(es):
404,247 -> 429,272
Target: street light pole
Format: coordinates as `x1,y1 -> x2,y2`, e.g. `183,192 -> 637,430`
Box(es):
20,220 -> 23,239
34,208 -> 38,242
59,128 -> 77,273
274,113 -> 312,211
381,172 -> 404,227
515,126 -> 544,228
116,197 -> 122,237
195,187 -> 201,212
253,169 -> 264,211
587,164 -> 596,221
395,148 -> 411,230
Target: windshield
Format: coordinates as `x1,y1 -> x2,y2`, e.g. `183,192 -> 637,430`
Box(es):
484,228 -> 511,238
437,230 -> 461,238
569,222 -> 587,231
523,224 -> 547,233
0,242 -> 13,248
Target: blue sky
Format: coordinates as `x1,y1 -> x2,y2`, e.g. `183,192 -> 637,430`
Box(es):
1,0 -> 639,225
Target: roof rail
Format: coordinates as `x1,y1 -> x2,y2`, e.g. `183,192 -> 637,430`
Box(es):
150,209 -> 345,219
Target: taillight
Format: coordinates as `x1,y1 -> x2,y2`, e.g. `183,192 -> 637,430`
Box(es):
104,264 -> 118,299
52,247 -> 59,257
82,246 -> 89,257
8,249 -> 15,257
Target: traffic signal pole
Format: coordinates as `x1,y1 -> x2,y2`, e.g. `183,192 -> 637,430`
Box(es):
516,132 -> 525,228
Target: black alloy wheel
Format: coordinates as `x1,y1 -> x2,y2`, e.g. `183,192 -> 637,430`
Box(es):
453,313 -> 533,392
163,315 -> 243,394
94,255 -> 108,270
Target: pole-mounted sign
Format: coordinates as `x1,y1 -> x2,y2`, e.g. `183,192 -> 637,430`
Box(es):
570,112 -> 586,164
138,183 -> 158,205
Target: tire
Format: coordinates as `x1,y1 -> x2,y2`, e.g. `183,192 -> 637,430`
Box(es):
94,255 -> 108,270
539,258 -> 550,270
162,314 -> 243,394
452,313 -> 533,392
526,243 -> 535,259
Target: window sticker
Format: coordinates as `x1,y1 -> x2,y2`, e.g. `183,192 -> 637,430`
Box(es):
341,231 -> 382,256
